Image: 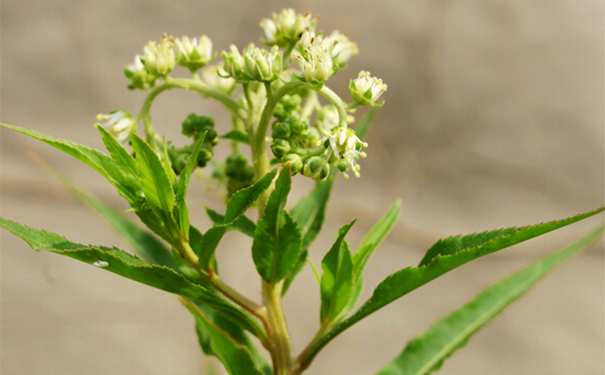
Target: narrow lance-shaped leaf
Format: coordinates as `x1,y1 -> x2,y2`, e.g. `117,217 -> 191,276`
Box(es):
0,218 -> 267,341
252,168 -> 302,282
376,225 -> 604,375
198,169 -> 278,270
181,299 -> 266,375
96,125 -> 141,190
175,134 -> 206,241
2,123 -> 138,203
130,134 -> 176,225
300,207 -> 604,368
320,220 -> 355,324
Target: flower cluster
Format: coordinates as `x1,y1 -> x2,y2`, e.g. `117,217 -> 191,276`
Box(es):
349,71 -> 387,107
174,35 -> 214,72
143,34 -> 176,76
222,44 -> 283,83
260,9 -> 318,47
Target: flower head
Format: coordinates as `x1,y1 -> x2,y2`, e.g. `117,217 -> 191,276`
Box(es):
175,35 -> 214,71
325,30 -> 358,67
222,44 -> 282,82
293,31 -> 338,84
143,35 -> 176,76
260,9 -> 318,47
96,110 -> 136,143
202,64 -> 236,94
320,126 -> 367,179
124,55 -> 157,90
349,71 -> 387,107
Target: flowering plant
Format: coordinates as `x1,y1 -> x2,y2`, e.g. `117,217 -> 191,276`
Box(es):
1,9 -> 603,375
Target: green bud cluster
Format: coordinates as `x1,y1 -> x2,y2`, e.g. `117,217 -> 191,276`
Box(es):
168,113 -> 218,174
225,154 -> 255,198
273,94 -> 302,121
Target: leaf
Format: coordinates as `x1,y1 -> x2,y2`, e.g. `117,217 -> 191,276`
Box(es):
175,135 -> 205,240
291,178 -> 333,249
96,125 -> 140,190
206,207 -> 257,238
252,168 -> 302,282
48,167 -> 177,269
183,301 -> 265,375
130,134 -> 176,225
376,225 -> 604,375
220,130 -> 250,144
299,207 -> 604,368
2,123 -> 138,203
320,220 -> 355,324
0,218 -> 266,340
353,199 -> 402,279
198,169 -> 277,270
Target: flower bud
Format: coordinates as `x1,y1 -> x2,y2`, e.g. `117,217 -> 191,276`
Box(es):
349,71 -> 387,107
260,9 -> 318,47
124,55 -> 157,90
325,31 -> 359,67
282,153 -> 303,173
272,122 -> 292,139
271,139 -> 291,158
289,118 -> 308,135
143,35 -> 176,76
293,31 -> 337,84
96,110 -> 136,143
222,45 -> 247,81
303,156 -> 330,182
202,64 -> 236,94
175,35 -> 214,71
242,44 -> 283,82
306,127 -> 320,148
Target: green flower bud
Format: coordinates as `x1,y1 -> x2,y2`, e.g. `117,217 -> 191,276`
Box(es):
181,113 -> 216,142
175,35 -> 214,71
289,117 -> 308,135
303,156 -> 330,182
202,65 -> 236,94
260,9 -> 318,47
271,138 -> 291,158
124,55 -> 157,90
243,44 -> 283,82
143,35 -> 176,76
272,122 -> 292,139
349,71 -> 387,107
222,45 -> 247,81
282,153 -> 303,173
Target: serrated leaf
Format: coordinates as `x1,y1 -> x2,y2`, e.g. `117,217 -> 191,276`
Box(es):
206,207 -> 257,238
130,134 -> 176,223
353,199 -> 402,278
183,301 -> 265,375
376,225 -> 604,375
220,130 -> 250,144
300,207 -> 604,368
96,125 -> 140,190
49,167 -> 176,269
252,168 -> 302,282
2,123 -> 138,203
0,218 -> 266,340
174,135 -> 205,241
320,220 -> 355,324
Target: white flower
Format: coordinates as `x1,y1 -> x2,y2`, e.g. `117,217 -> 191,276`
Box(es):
124,55 -> 157,90
319,126 -> 368,179
202,64 -> 236,94
293,31 -> 337,84
349,71 -> 387,107
175,35 -> 214,71
260,9 -> 318,47
325,30 -> 359,67
96,110 -> 136,143
143,35 -> 176,76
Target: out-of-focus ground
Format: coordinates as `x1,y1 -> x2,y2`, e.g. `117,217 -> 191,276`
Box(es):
1,1 -> 603,374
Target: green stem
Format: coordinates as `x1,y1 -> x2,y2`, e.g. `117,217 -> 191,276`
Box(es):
294,325 -> 330,374
263,280 -> 294,375
315,85 -> 348,128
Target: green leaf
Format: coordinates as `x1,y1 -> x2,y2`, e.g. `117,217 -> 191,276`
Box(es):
220,130 -> 250,144
252,168 -> 302,282
96,125 -> 140,190
353,199 -> 402,278
320,220 -> 355,324
199,226 -> 228,270
224,169 -> 277,224
2,123 -> 138,203
130,134 -> 176,224
376,225 -> 604,375
175,135 -> 205,241
49,168 -> 176,269
206,207 -> 257,238
300,207 -> 604,368
1,218 -> 266,341
182,300 -> 265,375
291,179 -> 333,249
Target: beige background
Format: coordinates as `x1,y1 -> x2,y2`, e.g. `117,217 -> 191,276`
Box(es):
1,1 -> 604,374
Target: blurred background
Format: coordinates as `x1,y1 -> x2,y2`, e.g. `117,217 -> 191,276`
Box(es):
1,0 -> 603,374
